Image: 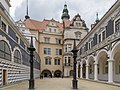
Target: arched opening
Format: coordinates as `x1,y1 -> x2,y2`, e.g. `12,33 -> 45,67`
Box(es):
14,50 -> 21,64
82,60 -> 86,78
97,50 -> 108,81
112,42 -> 120,82
70,70 -> 73,76
41,70 -> 52,78
0,40 -> 11,61
54,70 -> 62,77
88,56 -> 94,79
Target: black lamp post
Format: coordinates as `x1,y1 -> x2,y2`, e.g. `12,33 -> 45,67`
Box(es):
28,36 -> 36,90
71,39 -> 78,89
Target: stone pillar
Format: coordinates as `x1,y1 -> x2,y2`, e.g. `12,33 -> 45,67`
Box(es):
80,65 -> 83,78
86,65 -> 89,79
94,63 -> 98,80
108,59 -> 114,83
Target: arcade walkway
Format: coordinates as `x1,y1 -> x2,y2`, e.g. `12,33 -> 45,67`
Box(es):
1,78 -> 120,90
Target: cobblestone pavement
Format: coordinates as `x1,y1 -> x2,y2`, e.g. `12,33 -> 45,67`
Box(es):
0,78 -> 120,90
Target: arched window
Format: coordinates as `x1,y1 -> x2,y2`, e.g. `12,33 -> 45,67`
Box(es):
14,50 -> 21,64
0,40 -> 11,61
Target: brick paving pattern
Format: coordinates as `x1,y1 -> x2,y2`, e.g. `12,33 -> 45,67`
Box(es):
0,78 -> 120,90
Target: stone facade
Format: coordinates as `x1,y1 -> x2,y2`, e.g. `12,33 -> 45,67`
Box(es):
77,0 -> 120,83
0,0 -> 40,86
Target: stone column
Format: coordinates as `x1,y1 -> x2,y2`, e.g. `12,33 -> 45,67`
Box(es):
86,64 -> 89,79
80,65 -> 83,78
94,63 -> 98,80
108,59 -> 114,83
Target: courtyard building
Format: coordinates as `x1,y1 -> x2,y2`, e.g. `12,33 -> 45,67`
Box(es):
0,0 -> 40,86
16,3 -> 88,78
77,0 -> 120,83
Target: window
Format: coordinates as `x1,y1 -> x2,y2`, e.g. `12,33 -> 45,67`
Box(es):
45,58 -> 51,65
49,28 -> 51,32
102,31 -> 106,41
56,38 -> 61,44
54,29 -> 56,32
91,40 -> 93,47
44,48 -> 51,55
75,34 -> 80,40
68,45 -> 71,52
16,36 -> 19,43
68,57 -> 71,66
65,57 -> 67,66
76,23 -> 80,27
56,49 -> 59,55
14,50 -> 21,64
0,41 -> 11,61
65,45 -> 67,52
2,22 -> 6,32
44,37 -> 50,43
54,58 -> 60,65
115,19 -> 120,32
56,49 -> 62,55
89,42 -> 91,50
98,34 -> 101,43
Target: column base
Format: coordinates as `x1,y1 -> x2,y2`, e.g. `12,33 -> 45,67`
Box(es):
72,79 -> 78,89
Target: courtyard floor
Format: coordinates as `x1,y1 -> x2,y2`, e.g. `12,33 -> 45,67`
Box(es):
0,78 -> 120,90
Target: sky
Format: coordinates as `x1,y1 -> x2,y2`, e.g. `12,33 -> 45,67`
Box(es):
10,0 -> 117,28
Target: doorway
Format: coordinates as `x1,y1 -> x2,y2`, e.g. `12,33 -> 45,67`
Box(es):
3,69 -> 6,85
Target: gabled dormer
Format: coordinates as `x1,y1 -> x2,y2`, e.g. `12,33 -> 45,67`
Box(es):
70,14 -> 87,28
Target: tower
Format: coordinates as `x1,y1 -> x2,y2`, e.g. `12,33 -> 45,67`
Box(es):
25,0 -> 30,19
95,12 -> 99,23
61,3 -> 70,20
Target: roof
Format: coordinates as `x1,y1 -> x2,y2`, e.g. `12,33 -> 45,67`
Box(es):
24,19 -> 64,32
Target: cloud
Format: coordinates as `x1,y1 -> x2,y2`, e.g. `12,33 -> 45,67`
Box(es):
10,0 -> 116,28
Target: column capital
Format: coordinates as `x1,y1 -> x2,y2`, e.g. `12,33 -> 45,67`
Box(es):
94,62 -> 98,65
86,64 -> 89,67
107,59 -> 114,62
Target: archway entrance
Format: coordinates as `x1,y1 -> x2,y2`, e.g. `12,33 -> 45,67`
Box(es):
88,56 -> 94,79
112,42 -> 120,82
97,50 -> 108,81
54,70 -> 62,77
70,70 -> 73,76
41,70 -> 52,78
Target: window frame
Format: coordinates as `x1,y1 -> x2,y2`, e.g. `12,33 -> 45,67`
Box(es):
14,50 -> 21,64
0,40 -> 11,61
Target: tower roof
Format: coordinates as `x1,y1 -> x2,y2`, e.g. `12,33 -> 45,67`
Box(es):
61,3 -> 70,20
95,12 -> 99,23
25,0 -> 30,19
